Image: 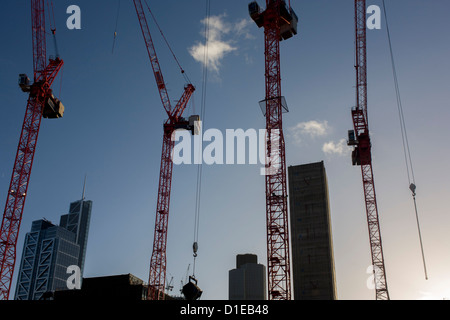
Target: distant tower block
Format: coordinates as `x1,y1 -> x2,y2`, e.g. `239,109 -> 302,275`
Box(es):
288,162 -> 337,300
229,254 -> 267,300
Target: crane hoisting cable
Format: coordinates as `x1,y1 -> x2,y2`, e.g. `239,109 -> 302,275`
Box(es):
409,183 -> 428,279
143,0 -> 191,84
185,0 -> 211,299
382,0 -> 428,280
112,0 -> 121,54
47,1 -> 59,58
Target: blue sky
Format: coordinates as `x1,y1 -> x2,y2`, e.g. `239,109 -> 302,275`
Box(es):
1,0 -> 450,300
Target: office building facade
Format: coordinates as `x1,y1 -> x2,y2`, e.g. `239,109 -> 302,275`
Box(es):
229,254 -> 266,300
14,196 -> 92,300
60,198 -> 92,275
288,161 -> 337,300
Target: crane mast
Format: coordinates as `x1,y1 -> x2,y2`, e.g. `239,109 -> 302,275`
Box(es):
133,0 -> 196,300
249,0 -> 298,300
0,0 -> 64,300
348,0 -> 389,300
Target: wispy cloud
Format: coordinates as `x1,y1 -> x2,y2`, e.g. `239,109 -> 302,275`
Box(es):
189,14 -> 252,74
322,139 -> 351,156
234,18 -> 253,39
288,120 -> 329,145
288,120 -> 351,157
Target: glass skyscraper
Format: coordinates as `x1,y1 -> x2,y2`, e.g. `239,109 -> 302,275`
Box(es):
59,199 -> 92,276
14,194 -> 92,300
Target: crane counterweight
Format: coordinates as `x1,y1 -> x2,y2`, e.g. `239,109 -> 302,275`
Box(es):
43,94 -> 64,119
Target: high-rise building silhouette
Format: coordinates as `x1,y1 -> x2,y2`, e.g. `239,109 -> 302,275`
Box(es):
228,254 -> 266,300
14,181 -> 92,300
59,196 -> 92,275
288,161 -> 337,300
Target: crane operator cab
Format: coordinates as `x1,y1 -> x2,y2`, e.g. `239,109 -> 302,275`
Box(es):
348,130 -> 361,166
249,0 -> 298,41
19,74 -> 31,93
19,74 -> 65,119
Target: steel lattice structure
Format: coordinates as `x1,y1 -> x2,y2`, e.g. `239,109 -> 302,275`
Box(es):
133,0 -> 195,300
263,3 -> 291,300
249,0 -> 298,300
0,0 -> 64,300
349,0 -> 390,300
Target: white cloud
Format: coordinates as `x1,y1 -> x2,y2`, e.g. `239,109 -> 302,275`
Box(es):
189,15 -> 252,74
189,40 -> 236,74
288,120 -> 351,158
322,139 -> 351,156
234,18 -> 253,39
288,120 -> 329,144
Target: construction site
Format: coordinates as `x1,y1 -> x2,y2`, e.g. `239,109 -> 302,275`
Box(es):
0,0 -> 449,303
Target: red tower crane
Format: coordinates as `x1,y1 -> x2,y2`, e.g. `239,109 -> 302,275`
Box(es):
0,0 -> 64,300
347,0 -> 390,300
249,0 -> 298,300
133,0 -> 196,300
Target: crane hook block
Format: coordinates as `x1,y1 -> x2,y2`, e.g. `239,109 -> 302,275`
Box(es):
409,183 -> 417,195
193,242 -> 198,257
182,276 -> 203,300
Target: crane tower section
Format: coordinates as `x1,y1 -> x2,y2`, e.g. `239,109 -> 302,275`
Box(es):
249,0 -> 298,300
0,0 -> 64,300
133,0 -> 197,300
347,0 -> 389,300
